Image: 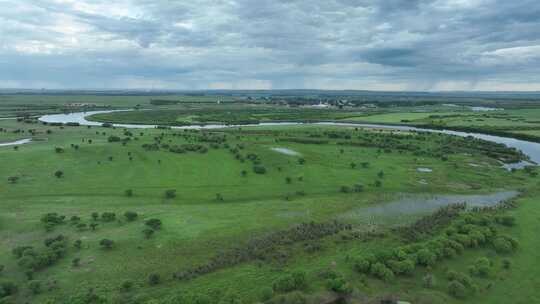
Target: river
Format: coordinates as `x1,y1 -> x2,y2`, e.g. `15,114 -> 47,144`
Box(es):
37,110 -> 540,165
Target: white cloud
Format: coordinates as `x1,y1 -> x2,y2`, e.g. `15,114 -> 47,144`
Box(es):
0,0 -> 539,90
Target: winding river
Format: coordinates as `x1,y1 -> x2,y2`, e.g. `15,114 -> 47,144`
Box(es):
0,138 -> 32,147
37,110 -> 540,165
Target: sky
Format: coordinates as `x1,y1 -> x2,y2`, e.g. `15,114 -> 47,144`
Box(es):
1,0 -> 540,91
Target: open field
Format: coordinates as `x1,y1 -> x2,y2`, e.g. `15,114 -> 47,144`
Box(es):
0,94 -> 539,304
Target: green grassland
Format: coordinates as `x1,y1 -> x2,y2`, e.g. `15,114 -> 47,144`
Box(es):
0,112 -> 538,304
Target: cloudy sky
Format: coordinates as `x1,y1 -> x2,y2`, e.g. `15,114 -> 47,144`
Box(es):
1,0 -> 539,90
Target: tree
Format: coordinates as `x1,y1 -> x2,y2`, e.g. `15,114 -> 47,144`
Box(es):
74,239 -> 82,249
146,219 -> 162,230
28,280 -> 41,295
101,212 -> 116,222
448,281 -> 467,298
99,239 -> 114,249
72,258 -> 80,267
422,274 -> 436,288
54,170 -> 64,178
7,176 -> 19,184
417,248 -> 436,266
353,183 -> 364,192
148,273 -> 160,285
124,211 -> 138,222
125,189 -> 133,197
165,189 -> 176,199
143,228 -> 154,239
253,165 -> 267,174
91,212 -> 99,221
350,162 -> 357,169
121,280 -> 133,292
215,193 -> 224,201
90,223 -> 98,231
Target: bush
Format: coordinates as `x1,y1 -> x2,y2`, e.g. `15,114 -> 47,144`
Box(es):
422,274 -> 436,288
101,212 -> 116,222
268,291 -> 307,304
99,239 -> 114,249
370,262 -> 394,282
124,211 -> 138,222
253,165 -> 267,174
121,280 -> 133,292
165,189 -> 177,198
495,215 -> 516,227
387,259 -> 415,275
353,256 -> 372,274
272,272 -> 306,293
260,287 -> 274,301
143,228 -> 155,239
148,273 -> 160,285
28,280 -> 41,294
325,275 -> 352,294
469,257 -> 491,277
146,218 -> 162,230
0,281 -> 18,298
493,235 -> 519,253
417,248 -> 436,266
448,280 -> 467,298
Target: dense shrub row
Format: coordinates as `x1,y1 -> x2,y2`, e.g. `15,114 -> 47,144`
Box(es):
173,221 -> 351,281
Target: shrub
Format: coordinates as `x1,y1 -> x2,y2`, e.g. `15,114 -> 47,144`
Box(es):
165,189 -> 176,198
493,235 -> 519,253
387,259 -> 415,275
495,215 -> 516,227
0,281 -> 18,298
260,287 -> 274,301
101,212 -> 116,222
422,274 -> 436,288
502,258 -> 512,269
148,273 -> 160,285
72,258 -> 80,267
253,165 -> 267,174
269,291 -> 307,304
121,280 -> 133,292
469,257 -> 491,277
28,280 -> 41,295
325,275 -> 352,294
340,186 -> 350,193
272,272 -> 306,293
143,228 -> 154,239
125,189 -> 133,197
99,239 -> 114,249
353,256 -> 372,274
91,212 -> 99,221
417,248 -> 436,266
370,262 -> 394,282
448,280 -> 467,298
146,219 -> 162,230
124,211 -> 138,222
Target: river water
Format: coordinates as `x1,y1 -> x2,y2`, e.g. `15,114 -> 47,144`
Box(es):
0,138 -> 32,147
37,110 -> 540,164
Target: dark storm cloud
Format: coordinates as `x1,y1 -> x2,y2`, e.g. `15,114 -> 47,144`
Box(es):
0,0 -> 539,90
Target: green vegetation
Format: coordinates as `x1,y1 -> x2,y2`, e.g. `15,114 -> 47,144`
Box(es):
0,94 -> 539,303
